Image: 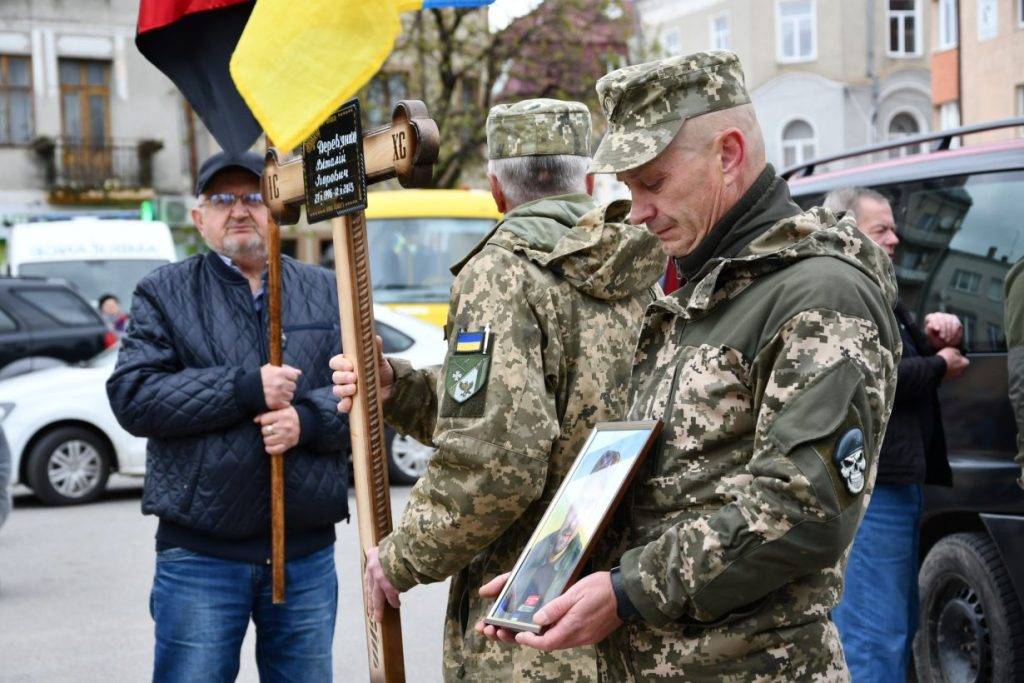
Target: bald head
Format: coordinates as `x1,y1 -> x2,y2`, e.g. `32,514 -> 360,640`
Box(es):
674,104 -> 765,175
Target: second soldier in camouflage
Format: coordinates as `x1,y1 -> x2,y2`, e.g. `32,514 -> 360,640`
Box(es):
333,98 -> 665,681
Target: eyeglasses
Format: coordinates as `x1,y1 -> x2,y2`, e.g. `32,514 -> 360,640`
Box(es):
203,192 -> 265,210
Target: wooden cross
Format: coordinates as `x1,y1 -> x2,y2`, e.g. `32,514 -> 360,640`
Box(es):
261,100 -> 439,683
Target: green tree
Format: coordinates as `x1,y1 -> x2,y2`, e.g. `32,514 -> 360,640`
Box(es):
362,1 -> 633,189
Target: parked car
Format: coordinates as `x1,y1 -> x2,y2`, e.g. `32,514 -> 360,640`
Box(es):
783,118 -> 1024,682
373,304 -> 447,484
0,304 -> 445,505
0,277 -> 113,380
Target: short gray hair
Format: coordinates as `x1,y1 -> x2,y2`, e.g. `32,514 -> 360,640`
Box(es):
487,155 -> 590,208
823,187 -> 889,217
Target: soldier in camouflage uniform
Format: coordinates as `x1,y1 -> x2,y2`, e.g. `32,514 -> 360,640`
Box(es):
331,98 -> 665,681
478,52 -> 902,681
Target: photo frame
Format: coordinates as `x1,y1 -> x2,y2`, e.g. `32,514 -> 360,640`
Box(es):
484,420 -> 663,634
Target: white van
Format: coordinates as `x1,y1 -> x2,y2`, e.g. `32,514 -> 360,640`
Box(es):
6,218 -> 176,306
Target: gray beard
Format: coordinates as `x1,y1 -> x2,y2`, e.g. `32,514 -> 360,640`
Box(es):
219,234 -> 267,262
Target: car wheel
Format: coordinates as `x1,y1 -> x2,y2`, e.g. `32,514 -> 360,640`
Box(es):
26,427 -> 112,506
914,532 -> 1024,682
386,426 -> 433,485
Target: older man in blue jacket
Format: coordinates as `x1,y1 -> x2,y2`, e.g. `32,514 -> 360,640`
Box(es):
107,151 -> 348,683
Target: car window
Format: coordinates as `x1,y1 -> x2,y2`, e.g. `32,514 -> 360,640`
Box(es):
377,321 -> 414,353
13,287 -> 101,327
363,218 -> 496,302
0,305 -> 17,332
17,259 -> 167,308
881,171 -> 1024,353
795,170 -> 1024,353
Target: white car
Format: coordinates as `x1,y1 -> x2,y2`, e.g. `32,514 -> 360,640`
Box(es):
0,305 -> 444,505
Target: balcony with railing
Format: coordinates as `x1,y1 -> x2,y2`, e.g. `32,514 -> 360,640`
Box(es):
33,136 -> 163,202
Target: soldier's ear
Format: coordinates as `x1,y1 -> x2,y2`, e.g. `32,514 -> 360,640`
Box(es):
719,128 -> 746,186
488,173 -> 508,214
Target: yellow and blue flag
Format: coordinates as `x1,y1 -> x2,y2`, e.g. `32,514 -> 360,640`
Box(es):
230,0 -> 496,152
455,330 -> 486,354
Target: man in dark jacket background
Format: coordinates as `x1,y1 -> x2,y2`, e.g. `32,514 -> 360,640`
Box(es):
107,151 -> 348,682
826,187 -> 967,680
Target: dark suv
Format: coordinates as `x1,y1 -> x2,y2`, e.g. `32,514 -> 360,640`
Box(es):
0,278 -> 111,379
783,119 -> 1024,682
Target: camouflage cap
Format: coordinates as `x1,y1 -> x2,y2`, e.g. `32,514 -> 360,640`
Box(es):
590,50 -> 751,174
486,98 -> 592,160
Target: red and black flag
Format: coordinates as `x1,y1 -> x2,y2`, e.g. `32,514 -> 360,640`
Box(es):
138,0 -> 498,154
136,0 -> 260,155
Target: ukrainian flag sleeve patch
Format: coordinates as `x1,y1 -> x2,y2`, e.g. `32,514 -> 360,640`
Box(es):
442,326 -> 492,415
454,330 -> 486,354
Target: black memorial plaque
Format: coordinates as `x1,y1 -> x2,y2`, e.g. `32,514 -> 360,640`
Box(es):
302,99 -> 367,224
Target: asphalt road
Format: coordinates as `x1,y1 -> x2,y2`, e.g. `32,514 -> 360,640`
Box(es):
0,477 -> 449,682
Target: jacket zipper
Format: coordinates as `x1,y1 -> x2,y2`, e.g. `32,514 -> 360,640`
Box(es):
254,290 -> 269,364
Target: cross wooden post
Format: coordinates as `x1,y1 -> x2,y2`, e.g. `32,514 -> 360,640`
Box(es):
261,100 -> 439,683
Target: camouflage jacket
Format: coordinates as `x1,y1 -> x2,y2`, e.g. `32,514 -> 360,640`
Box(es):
597,176 -> 901,681
379,194 -> 665,681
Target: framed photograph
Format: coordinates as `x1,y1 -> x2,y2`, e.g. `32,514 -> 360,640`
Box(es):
484,419 -> 662,634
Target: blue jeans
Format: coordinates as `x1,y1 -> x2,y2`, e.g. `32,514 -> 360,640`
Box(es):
150,544 -> 337,682
833,483 -> 923,682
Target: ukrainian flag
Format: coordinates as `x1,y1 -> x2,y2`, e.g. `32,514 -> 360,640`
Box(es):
455,331 -> 485,354
230,0 -> 496,151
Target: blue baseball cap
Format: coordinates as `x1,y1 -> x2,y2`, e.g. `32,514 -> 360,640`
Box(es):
194,150 -> 264,196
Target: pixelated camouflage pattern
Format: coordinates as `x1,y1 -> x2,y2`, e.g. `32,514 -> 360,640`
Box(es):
487,98 -> 592,160
379,194 -> 666,681
593,205 -> 901,680
590,50 -> 751,174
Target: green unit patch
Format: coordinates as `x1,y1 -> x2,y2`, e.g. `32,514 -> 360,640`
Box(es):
445,353 -> 491,404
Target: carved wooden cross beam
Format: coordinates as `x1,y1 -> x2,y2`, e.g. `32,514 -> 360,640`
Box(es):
260,100 -> 439,683
262,100 -> 439,224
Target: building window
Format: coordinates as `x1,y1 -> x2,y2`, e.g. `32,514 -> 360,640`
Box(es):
888,111 -> 925,157
59,59 -> 111,146
781,118 -> 817,167
776,0 -> 816,63
0,55 -> 33,145
938,0 -> 959,49
662,28 -> 682,56
710,13 -> 731,50
988,322 -> 1004,348
1019,0 -> 1024,27
978,0 -> 998,41
939,101 -> 961,147
988,277 -> 1004,302
939,101 -> 960,130
951,268 -> 982,293
1017,85 -> 1024,137
1015,82 -> 1024,136
888,0 -> 921,56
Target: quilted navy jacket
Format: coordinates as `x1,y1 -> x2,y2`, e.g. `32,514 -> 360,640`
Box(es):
107,252 -> 349,543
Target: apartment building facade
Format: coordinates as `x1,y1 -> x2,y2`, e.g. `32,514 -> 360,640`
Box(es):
634,0 -> 935,169
0,0 -> 215,238
930,0 -> 1024,143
